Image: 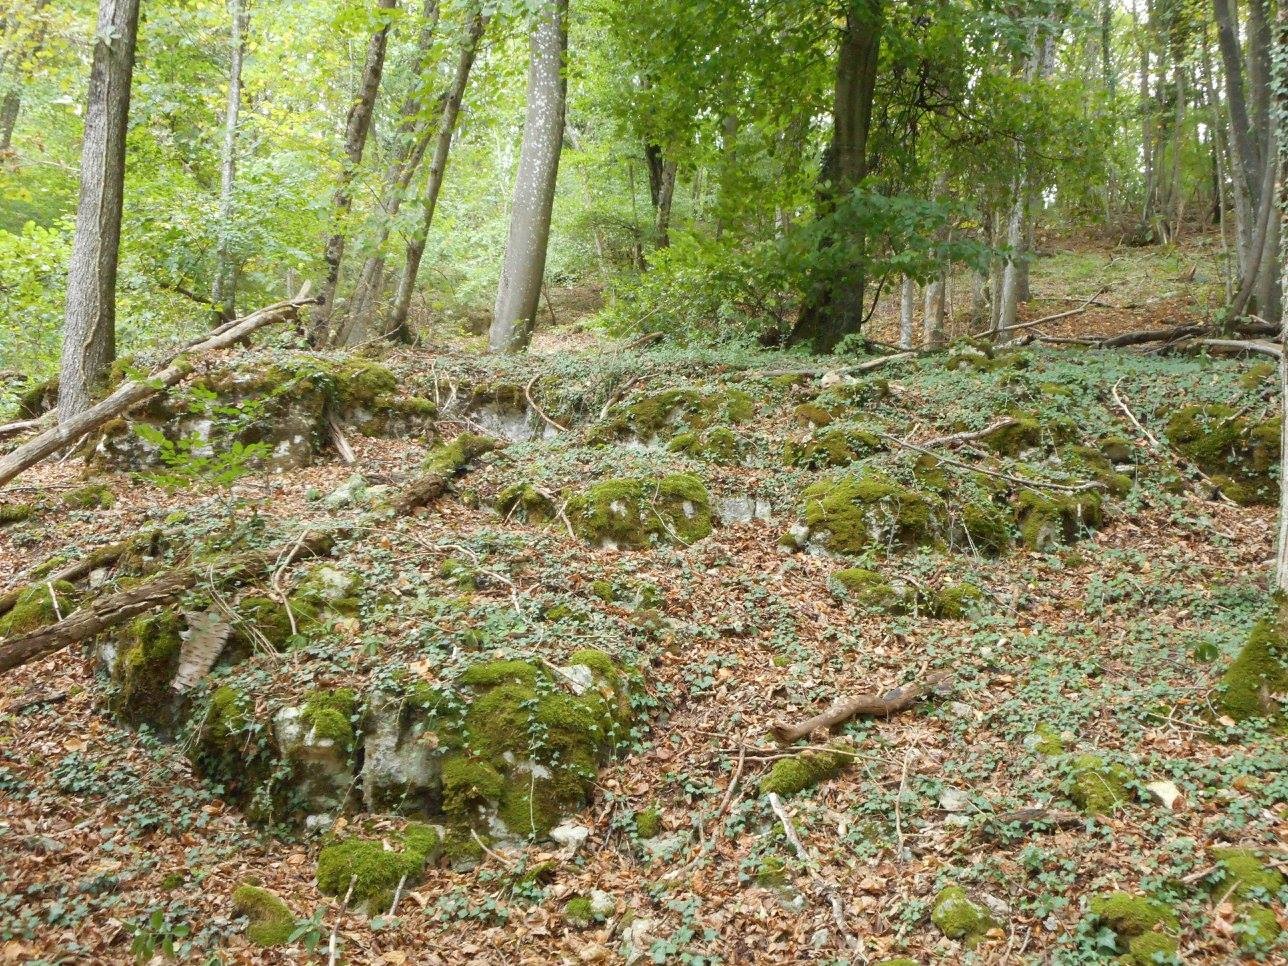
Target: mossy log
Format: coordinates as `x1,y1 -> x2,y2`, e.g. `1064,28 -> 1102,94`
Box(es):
392,434 -> 501,513
0,531 -> 334,674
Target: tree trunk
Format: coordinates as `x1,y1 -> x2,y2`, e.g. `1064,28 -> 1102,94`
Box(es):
386,10 -> 488,343
340,0 -> 442,344
655,158 -> 677,249
787,0 -> 883,354
1138,0 -> 1154,226
1274,0 -> 1288,592
57,0 -> 141,422
488,0 -> 569,355
211,0 -> 249,325
899,276 -> 916,349
317,0 -> 399,337
923,269 -> 946,349
0,0 -> 50,152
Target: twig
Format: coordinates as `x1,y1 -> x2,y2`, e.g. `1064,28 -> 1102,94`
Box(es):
45,582 -> 63,621
326,410 -> 356,465
984,286 -> 1108,340
471,829 -> 516,868
771,671 -> 952,745
878,433 -> 1104,495
388,874 -> 408,917
766,792 -> 859,955
894,747 -> 917,862
328,874 -> 357,966
715,746 -> 746,820
524,375 -> 567,433
918,418 -> 1021,450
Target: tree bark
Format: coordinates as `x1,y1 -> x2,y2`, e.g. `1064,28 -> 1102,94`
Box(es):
386,10 -> 488,343
3,288 -> 316,491
654,158 -> 677,249
211,0 -> 250,325
489,0 -> 569,355
317,0 -> 399,336
1274,0 -> 1288,593
787,0 -> 883,353
898,276 -> 916,349
923,266 -> 946,349
0,0 -> 51,152
340,0 -> 442,343
57,0 -> 141,422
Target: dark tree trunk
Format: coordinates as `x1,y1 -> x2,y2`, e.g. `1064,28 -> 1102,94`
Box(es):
211,0 -> 249,326
787,0 -> 883,354
57,0 -> 141,421
317,0 -> 399,338
0,0 -> 51,152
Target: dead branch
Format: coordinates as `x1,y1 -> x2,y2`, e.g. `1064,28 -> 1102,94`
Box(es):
0,285 -> 318,491
0,531 -> 160,618
0,415 -> 50,441
1108,379 -> 1238,506
325,409 -> 356,465
1193,338 -> 1282,358
524,375 -> 567,433
879,433 -> 1104,495
770,670 -> 953,745
1097,323 -> 1210,348
0,531 -> 333,675
767,792 -> 859,954
392,437 -> 502,514
917,418 -> 1022,450
988,807 -> 1085,828
984,286 -> 1108,340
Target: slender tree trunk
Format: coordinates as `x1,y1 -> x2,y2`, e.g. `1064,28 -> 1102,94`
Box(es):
57,0 -> 141,422
341,0 -> 442,343
898,276 -> 916,349
1203,36 -> 1237,299
386,11 -> 488,343
1138,0 -> 1155,227
787,0 -> 883,353
655,159 -> 677,249
316,0 -> 399,339
923,268 -> 946,349
488,0 -> 569,355
1168,65 -> 1186,240
1273,0 -> 1288,592
211,0 -> 249,325
0,0 -> 50,152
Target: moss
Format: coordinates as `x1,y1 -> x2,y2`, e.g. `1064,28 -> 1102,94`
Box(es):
231,884 -> 294,947
1031,722 -> 1065,756
495,482 -> 556,524
61,484 -> 115,510
668,427 -> 740,463
957,496 -> 1015,556
635,807 -> 662,839
594,387 -> 755,443
300,689 -> 358,752
316,823 -> 440,915
567,648 -> 622,687
1239,361 -> 1278,389
0,581 -> 76,637
1068,754 -> 1133,814
567,474 -> 713,548
590,580 -> 615,602
14,376 -> 57,418
233,594 -> 317,652
372,392 -> 438,417
1061,445 -> 1134,497
459,659 -> 544,689
1166,404 -> 1279,505
1087,893 -> 1178,953
1218,618 -> 1288,722
1125,931 -> 1179,965
110,610 -> 185,728
0,502 -> 33,525
755,856 -> 789,887
792,402 -> 836,427
439,558 -> 477,591
759,746 -> 850,796
1234,905 -> 1281,952
187,686 -> 280,821
442,754 -> 506,820
928,583 -> 985,619
828,568 -> 912,613
931,886 -> 996,944
1016,489 -> 1103,551
800,469 -> 939,554
784,427 -> 884,469
422,433 -> 498,475
564,896 -> 596,928
1211,848 -> 1285,904
441,827 -> 486,869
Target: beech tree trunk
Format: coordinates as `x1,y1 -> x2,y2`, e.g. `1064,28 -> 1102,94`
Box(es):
655,158 -> 677,249
386,10 -> 488,343
489,0 -> 569,355
898,276 -> 916,349
57,0 -> 141,422
211,0 -> 249,325
787,0 -> 883,353
0,0 -> 50,152
317,0 -> 399,336
1274,0 -> 1287,593
341,0 -> 442,344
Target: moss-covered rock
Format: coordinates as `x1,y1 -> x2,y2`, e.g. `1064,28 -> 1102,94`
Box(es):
1087,892 -> 1178,960
792,402 -> 836,428
1217,618 -> 1287,723
422,433 -> 498,476
1028,722 -> 1065,756
61,483 -> 115,510
187,686 -> 282,822
495,482 -> 557,524
231,884 -> 294,947
668,427 -> 741,463
783,427 -> 884,469
592,387 -> 755,445
1015,489 -> 1103,551
110,610 -> 185,729
1068,754 -> 1133,814
567,473 -> 713,548
563,895 -> 597,928
1239,361 -> 1278,389
1166,404 -> 1279,505
759,746 -> 850,796
0,581 -> 76,638
1211,848 -> 1285,903
1060,445 -> 1134,497
316,823 -> 440,915
931,886 -> 997,944
635,807 -> 662,839
927,583 -> 986,619
828,568 -> 915,614
796,470 -> 939,555
0,502 -> 33,525
1234,904 -> 1282,952
1124,931 -> 1179,965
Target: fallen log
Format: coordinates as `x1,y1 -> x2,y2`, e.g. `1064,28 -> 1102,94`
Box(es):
1193,338 -> 1282,359
0,285 -> 318,491
769,670 -> 952,745
0,415 -> 50,441
0,531 -> 160,618
0,530 -> 333,675
1097,323 -> 1210,348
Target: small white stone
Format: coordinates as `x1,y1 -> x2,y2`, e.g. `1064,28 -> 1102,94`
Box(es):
939,788 -> 971,813
560,663 -> 596,695
589,889 -> 615,918
1145,780 -> 1181,809
550,821 -> 590,853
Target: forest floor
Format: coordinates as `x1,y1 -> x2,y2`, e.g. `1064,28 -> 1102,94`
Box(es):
1,231 -> 1284,965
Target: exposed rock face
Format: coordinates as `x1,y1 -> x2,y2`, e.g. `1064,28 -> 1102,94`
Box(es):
88,356 -> 437,472
445,382 -> 558,443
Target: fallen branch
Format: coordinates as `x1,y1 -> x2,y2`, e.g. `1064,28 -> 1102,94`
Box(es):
0,530 -> 333,675
767,792 -> 858,954
917,418 -> 1022,450
879,433 -> 1105,495
1108,379 -> 1237,506
0,415 -> 50,441
1097,322 -> 1210,349
6,690 -> 68,713
984,286 -> 1108,340
1194,338 -> 1282,359
325,409 -> 356,465
392,436 -> 502,514
0,285 -> 318,491
770,670 -> 953,745
524,375 -> 567,433
0,531 -> 160,618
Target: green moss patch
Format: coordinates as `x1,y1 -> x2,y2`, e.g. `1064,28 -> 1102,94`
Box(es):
668,427 -> 741,463
798,470 -> 939,554
784,427 -> 884,469
496,482 -> 557,524
231,884 -> 294,947
1218,618 -> 1287,723
422,433 -> 498,476
593,387 -> 755,444
0,502 -> 33,525
1016,489 -> 1103,552
61,484 -> 115,510
927,583 -> 986,619
931,886 -> 997,944
1067,754 -> 1133,814
0,581 -> 75,638
110,610 -> 185,729
1211,848 -> 1284,904
1086,892 -> 1178,960
1166,404 -> 1279,505
828,568 -> 914,614
300,689 -> 359,753
792,402 -> 836,427
567,473 -> 713,548
316,823 -> 440,915
760,746 -> 850,796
